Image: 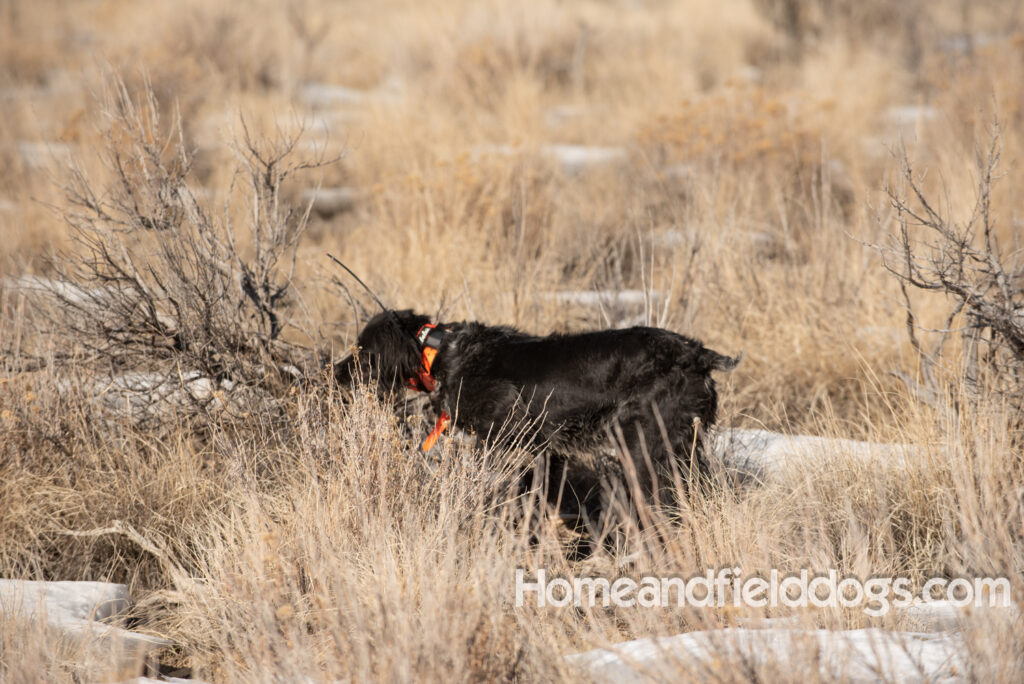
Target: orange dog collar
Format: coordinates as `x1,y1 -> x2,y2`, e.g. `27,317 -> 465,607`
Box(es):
422,410 -> 451,452
408,323 -> 451,451
407,323 -> 445,392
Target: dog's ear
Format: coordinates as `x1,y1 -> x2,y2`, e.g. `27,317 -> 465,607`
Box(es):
333,349 -> 399,399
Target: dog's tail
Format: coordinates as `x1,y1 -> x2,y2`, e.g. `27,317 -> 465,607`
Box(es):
699,348 -> 742,372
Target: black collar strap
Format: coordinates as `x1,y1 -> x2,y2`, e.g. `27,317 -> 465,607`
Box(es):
416,323 -> 447,350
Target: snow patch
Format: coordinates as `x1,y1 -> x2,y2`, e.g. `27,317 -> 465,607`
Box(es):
3,275 -> 120,308
544,144 -> 627,173
63,370 -> 244,421
885,105 -> 939,127
6,274 -> 185,340
301,187 -> 361,218
300,77 -> 403,110
471,143 -> 628,173
0,580 -> 130,623
302,83 -> 371,107
543,289 -> 667,327
567,628 -> 965,683
546,290 -> 665,307
714,428 -> 922,482
0,580 -> 171,663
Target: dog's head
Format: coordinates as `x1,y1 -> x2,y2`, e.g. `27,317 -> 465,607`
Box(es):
334,309 -> 431,394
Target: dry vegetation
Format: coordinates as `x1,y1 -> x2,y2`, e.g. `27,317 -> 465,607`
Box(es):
1,0 -> 1023,681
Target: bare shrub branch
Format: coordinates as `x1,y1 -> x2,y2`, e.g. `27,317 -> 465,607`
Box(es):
876,122 -> 1024,415
41,75 -> 336,424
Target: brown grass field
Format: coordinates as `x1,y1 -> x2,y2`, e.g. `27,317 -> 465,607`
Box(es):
1,0 -> 1023,681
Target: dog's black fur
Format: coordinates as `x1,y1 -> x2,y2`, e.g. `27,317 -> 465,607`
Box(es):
335,310 -> 739,525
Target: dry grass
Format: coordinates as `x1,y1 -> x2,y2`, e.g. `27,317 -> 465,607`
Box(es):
1,0 -> 1023,681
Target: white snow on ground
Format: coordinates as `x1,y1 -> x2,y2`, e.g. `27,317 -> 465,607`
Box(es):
3,275 -> 118,308
546,290 -> 665,308
301,82 -> 372,107
714,427 -> 923,483
543,289 -> 668,327
3,275 -> 245,418
861,103 -> 942,157
567,602 -> 1018,682
938,33 -> 1000,55
567,627 -> 966,683
3,274 -> 181,330
0,580 -> 171,666
472,143 -> 628,173
96,371 -> 233,412
300,77 -> 404,110
53,369 -> 257,423
544,144 -> 627,173
0,580 -> 130,623
301,187 -> 361,217
885,105 -> 939,127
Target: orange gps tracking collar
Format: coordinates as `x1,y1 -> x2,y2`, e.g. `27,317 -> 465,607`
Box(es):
408,323 -> 451,451
407,323 -> 445,392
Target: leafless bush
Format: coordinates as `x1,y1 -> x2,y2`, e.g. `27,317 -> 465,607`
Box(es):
39,77 -> 332,425
878,124 -> 1024,419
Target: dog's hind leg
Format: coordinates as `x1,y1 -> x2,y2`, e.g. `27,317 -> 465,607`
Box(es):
515,449 -> 607,559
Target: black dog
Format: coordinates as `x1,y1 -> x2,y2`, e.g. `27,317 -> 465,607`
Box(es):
334,310 -> 738,526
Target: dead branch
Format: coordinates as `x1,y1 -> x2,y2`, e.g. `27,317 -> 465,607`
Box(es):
876,121 -> 1024,414
39,75 -> 339,426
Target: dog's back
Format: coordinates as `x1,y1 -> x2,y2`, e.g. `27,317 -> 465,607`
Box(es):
433,325 -> 737,491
